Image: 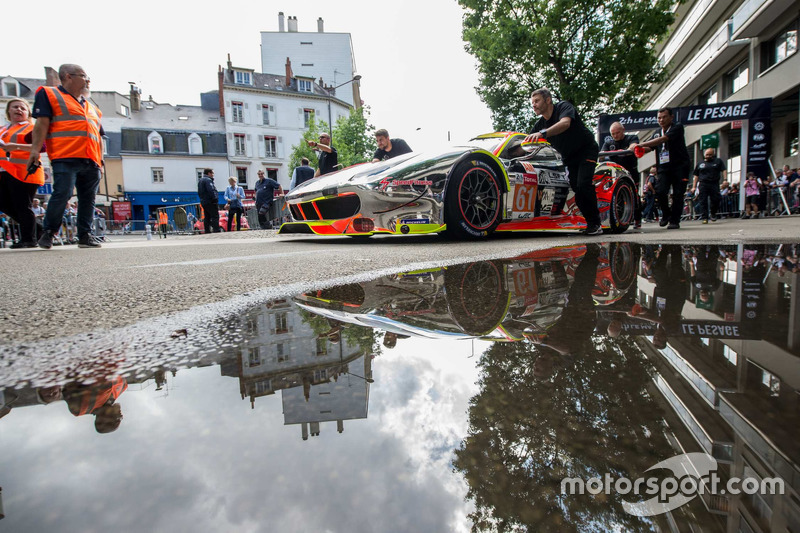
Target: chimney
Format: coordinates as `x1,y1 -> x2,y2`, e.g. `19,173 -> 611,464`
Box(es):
44,66 -> 59,86
317,17 -> 324,33
285,57 -> 293,87
227,53 -> 232,71
129,83 -> 141,112
218,67 -> 225,117
288,15 -> 298,32
278,11 -> 285,32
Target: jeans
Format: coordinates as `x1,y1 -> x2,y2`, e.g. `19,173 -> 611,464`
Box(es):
656,164 -> 690,224
696,183 -> 721,220
642,194 -> 656,220
43,160 -> 101,239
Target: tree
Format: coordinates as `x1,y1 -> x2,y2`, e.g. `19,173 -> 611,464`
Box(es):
458,0 -> 677,131
288,113 -> 327,178
332,106 -> 377,169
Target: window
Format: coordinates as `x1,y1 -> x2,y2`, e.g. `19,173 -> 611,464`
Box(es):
117,184 -> 123,193
234,133 -> 246,156
303,108 -> 315,127
102,135 -> 108,156
724,61 -> 749,96
264,136 -> 277,158
786,120 -> 798,158
231,101 -> 244,123
196,169 -> 205,183
277,344 -> 289,363
236,167 -> 247,185
188,133 -> 203,155
3,81 -> 18,96
266,168 -> 278,181
316,337 -> 328,356
298,79 -> 312,93
151,167 -> 164,183
727,155 -> 742,185
254,380 -> 271,395
761,22 -> 798,72
247,347 -> 261,367
262,104 -> 273,125
148,131 -> 163,154
723,345 -> 738,366
119,104 -> 129,117
275,312 -> 288,334
698,85 -> 718,105
234,71 -> 252,85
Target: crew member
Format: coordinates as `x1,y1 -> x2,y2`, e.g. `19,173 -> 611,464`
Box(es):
524,89 -> 603,236
372,129 -> 412,161
601,121 -> 642,228
690,148 -> 726,223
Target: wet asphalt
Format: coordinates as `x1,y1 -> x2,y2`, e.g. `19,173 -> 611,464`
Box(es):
2,216 -> 798,347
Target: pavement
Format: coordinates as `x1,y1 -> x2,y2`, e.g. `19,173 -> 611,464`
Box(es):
1,215 -> 798,353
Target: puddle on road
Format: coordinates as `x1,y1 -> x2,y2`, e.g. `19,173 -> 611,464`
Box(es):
1,242 -> 799,532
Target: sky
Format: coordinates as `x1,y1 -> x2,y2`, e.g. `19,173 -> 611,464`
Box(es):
3,0 -> 495,149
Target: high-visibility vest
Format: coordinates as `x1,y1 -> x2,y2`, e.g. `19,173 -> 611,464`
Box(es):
68,376 -> 128,417
38,86 -> 103,166
0,121 -> 45,185
158,211 -> 168,224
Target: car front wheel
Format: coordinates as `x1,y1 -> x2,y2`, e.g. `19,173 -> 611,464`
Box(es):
444,160 -> 502,240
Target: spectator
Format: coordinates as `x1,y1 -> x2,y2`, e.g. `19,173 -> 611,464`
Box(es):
224,176 -> 245,232
0,98 -> 46,248
743,172 -> 761,219
720,180 -> 730,196
524,88 -> 603,235
308,133 -> 338,177
289,158 -> 315,190
197,168 -> 220,233
636,107 -> 691,229
641,166 -> 658,222
690,148 -> 726,223
254,169 -> 281,229
186,211 -> 197,233
31,198 -> 45,238
30,64 -> 105,249
372,129 -> 413,162
600,122 -> 642,228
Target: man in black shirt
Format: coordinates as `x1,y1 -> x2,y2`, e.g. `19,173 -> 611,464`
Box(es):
524,88 -> 602,235
690,148 -> 727,223
637,107 -> 691,229
372,128 -> 412,161
601,121 -> 642,228
308,133 -> 338,177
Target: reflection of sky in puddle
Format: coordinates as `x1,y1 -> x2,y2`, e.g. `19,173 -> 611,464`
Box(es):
1,242 -> 799,532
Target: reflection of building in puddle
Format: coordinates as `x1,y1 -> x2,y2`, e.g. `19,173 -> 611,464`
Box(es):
218,299 -> 372,439
632,244 -> 800,531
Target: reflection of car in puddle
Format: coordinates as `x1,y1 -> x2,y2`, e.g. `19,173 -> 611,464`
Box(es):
295,242 -> 637,341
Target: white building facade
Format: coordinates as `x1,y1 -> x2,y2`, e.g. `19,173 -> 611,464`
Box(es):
261,13 -> 361,109
220,59 -> 353,189
642,0 -> 799,181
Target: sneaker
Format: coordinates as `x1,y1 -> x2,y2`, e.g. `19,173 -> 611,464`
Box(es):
741,214 -> 749,219
78,235 -> 102,248
659,219 -> 670,227
667,223 -> 680,229
634,222 -> 642,229
702,219 -> 709,224
10,241 -> 37,249
38,230 -> 54,250
584,225 -> 603,236
710,217 -> 718,222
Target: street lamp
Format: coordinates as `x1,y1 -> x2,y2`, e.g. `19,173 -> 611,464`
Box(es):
327,74 -> 362,137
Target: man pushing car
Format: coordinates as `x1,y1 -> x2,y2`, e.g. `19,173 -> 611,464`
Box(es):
524,88 -> 603,236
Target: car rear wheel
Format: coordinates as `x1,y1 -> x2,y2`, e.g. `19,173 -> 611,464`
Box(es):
608,179 -> 635,233
444,260 -> 509,336
444,160 -> 502,240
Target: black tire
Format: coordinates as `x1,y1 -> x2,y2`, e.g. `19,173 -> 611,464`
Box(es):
444,159 -> 502,240
608,242 -> 637,293
444,261 -> 510,336
608,179 -> 635,233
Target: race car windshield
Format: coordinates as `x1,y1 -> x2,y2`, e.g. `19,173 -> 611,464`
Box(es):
468,136 -> 505,154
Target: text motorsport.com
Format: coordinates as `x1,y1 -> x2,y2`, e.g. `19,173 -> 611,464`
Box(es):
560,452 -> 784,517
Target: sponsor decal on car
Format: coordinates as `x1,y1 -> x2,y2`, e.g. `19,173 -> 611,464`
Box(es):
536,170 -> 568,186
379,177 -> 434,191
400,218 -> 431,224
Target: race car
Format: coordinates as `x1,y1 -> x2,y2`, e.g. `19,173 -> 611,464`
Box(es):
278,132 -> 638,239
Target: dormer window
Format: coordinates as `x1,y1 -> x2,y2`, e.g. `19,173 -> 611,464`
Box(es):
188,133 -> 203,155
2,78 -> 20,97
298,79 -> 312,93
235,71 -> 252,85
148,131 -> 163,154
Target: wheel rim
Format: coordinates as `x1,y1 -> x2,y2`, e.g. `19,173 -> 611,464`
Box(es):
455,262 -> 503,322
458,167 -> 500,230
615,183 -> 634,226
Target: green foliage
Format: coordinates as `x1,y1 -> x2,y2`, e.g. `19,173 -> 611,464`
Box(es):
458,0 -> 678,131
288,113 -> 328,177
332,106 -> 378,168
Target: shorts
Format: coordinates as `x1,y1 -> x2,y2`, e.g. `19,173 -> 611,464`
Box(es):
746,195 -> 759,204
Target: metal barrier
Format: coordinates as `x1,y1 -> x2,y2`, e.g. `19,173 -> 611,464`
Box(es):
155,204 -> 203,235
682,192 -> 742,220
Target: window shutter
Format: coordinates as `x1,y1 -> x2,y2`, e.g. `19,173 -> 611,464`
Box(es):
258,137 -> 265,158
